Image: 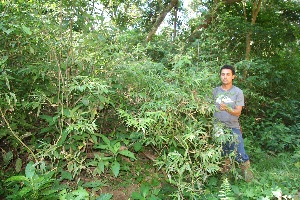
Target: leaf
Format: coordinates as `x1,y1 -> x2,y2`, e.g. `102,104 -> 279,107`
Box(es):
93,144 -> 108,150
4,28 -> 14,35
19,187 -> 31,197
63,108 -> 71,118
96,193 -> 113,200
3,151 -> 13,165
91,134 -> 98,143
42,189 -> 57,196
97,161 -> 105,174
15,157 -> 22,173
73,187 -> 89,197
119,150 -> 136,160
39,115 -> 56,125
0,56 -> 8,66
111,161 -> 120,177
113,142 -> 121,154
82,180 -> 106,188
133,142 -> 143,152
25,161 -> 35,179
29,46 -> 34,54
21,25 -> 32,35
61,170 -> 73,181
6,175 -> 29,182
131,191 -> 143,199
148,195 -> 160,200
57,130 -> 70,146
140,183 -> 150,198
59,189 -> 67,199
101,134 -> 111,145
82,97 -> 89,106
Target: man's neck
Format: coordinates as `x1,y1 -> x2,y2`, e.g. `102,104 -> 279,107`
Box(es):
221,84 -> 233,91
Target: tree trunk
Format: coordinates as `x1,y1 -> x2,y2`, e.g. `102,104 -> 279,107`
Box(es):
245,0 -> 262,60
145,0 -> 178,42
173,4 -> 178,41
189,0 -> 241,40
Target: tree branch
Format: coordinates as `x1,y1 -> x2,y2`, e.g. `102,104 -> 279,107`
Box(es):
145,0 -> 178,42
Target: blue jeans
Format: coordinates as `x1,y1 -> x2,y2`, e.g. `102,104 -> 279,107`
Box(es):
222,128 -> 250,163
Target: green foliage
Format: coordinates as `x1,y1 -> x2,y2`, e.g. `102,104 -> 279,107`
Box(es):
109,55 -> 226,198
131,182 -> 161,200
5,161 -> 58,200
0,0 -> 299,199
59,187 -> 89,200
89,134 -> 136,177
218,178 -> 234,200
235,60 -> 300,153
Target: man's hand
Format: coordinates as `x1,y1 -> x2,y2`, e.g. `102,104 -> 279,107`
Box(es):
219,103 -> 229,111
220,103 -> 242,117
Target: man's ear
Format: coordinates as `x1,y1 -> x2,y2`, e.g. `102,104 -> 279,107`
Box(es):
232,75 -> 235,80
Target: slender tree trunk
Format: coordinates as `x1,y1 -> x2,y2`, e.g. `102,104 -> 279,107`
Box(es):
245,0 -> 262,60
145,0 -> 178,42
173,3 -> 178,41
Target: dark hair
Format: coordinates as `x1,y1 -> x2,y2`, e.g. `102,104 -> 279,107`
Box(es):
220,65 -> 235,75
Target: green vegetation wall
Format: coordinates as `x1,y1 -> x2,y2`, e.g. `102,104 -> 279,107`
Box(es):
0,0 -> 299,199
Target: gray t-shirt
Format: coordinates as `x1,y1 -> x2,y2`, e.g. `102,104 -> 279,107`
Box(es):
212,86 -> 244,128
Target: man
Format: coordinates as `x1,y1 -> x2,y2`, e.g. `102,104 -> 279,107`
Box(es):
212,65 -> 253,182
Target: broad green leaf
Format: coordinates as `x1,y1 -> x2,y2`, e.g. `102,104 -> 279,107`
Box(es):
101,134 -> 111,145
119,150 -> 136,160
129,132 -> 143,140
39,115 -> 54,123
25,161 -> 35,179
113,142 -> 121,154
149,195 -> 160,200
82,97 -> 89,106
70,105 -> 82,116
15,157 -> 22,173
21,25 -> 32,35
42,189 -> 57,196
61,171 -> 73,181
29,46 -> 34,54
59,189 -> 67,199
93,144 -> 108,150
63,108 -> 71,117
57,130 -> 70,146
82,180 -> 106,188
19,187 -> 31,197
133,142 -> 143,152
97,161 -> 105,173
131,191 -> 143,199
6,175 -> 29,182
71,187 -> 89,199
3,151 -> 13,165
140,183 -> 150,198
96,193 -> 113,200
111,161 -> 120,177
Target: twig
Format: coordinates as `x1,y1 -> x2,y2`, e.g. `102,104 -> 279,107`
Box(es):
0,108 -> 37,162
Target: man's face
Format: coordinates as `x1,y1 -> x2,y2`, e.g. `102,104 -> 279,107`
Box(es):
220,69 -> 235,85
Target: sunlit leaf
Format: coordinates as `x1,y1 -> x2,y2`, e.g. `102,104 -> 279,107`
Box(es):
111,161 -> 120,177
21,25 -> 32,35
25,161 -> 35,179
119,150 -> 136,160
